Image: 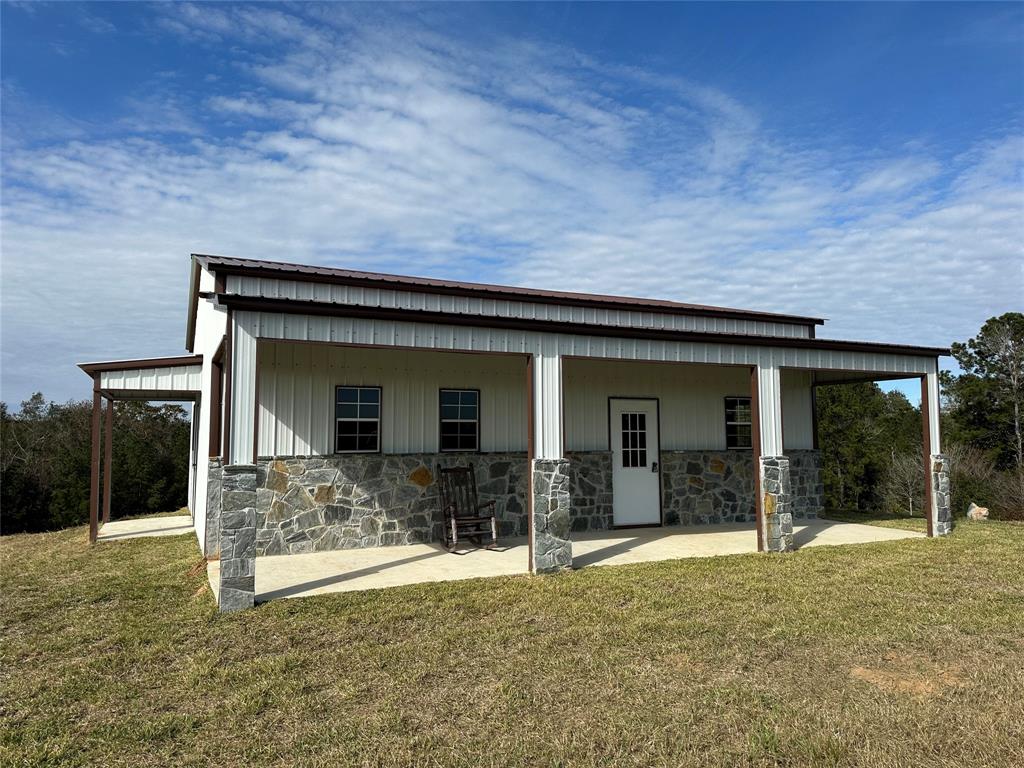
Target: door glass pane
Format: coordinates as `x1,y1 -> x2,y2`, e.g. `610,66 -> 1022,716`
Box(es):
621,411 -> 648,468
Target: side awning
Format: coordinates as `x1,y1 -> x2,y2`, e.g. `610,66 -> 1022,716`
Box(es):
79,355 -> 202,401
77,354 -> 203,544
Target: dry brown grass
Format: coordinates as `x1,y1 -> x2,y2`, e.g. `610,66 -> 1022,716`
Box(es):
3,520 -> 1024,767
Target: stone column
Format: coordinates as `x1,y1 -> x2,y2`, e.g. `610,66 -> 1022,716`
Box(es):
205,458 -> 223,557
760,455 -> 793,553
531,458 -> 572,573
930,454 -> 952,536
218,464 -> 257,612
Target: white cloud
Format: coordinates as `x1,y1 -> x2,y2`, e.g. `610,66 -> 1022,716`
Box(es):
1,5 -> 1022,404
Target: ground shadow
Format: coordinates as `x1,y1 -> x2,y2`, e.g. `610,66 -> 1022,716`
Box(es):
256,549 -> 448,601
98,523 -> 193,541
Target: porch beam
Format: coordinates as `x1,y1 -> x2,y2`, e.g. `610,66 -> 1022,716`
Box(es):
88,375 -> 101,544
102,397 -> 113,524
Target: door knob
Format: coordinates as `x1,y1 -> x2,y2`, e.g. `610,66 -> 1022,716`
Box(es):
651,462 -> 659,473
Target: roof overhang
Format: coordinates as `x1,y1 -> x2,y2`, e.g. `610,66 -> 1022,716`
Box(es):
78,355 -> 203,401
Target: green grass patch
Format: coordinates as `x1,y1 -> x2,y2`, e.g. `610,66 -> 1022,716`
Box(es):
3,521 -> 1023,766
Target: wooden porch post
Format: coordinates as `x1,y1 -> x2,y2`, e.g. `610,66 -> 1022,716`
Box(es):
89,375 -> 101,544
102,397 -> 113,524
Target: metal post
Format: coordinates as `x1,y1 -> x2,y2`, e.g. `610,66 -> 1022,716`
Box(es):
102,398 -> 113,524
89,376 -> 101,544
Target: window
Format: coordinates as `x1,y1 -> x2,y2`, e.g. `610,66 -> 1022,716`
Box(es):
621,412 -> 647,467
439,389 -> 479,452
725,396 -> 752,449
335,386 -> 381,453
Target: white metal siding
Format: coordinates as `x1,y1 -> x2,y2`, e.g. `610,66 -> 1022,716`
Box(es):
99,365 -> 202,393
257,342 -> 529,456
229,312 -> 258,465
252,345 -> 816,457
226,275 -> 813,339
241,311 -> 934,375
192,265 -> 228,553
781,370 -> 815,451
564,359 -> 814,452
225,311 -> 936,465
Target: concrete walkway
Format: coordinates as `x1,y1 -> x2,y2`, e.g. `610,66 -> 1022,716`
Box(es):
97,515 -> 193,542
207,520 -> 924,604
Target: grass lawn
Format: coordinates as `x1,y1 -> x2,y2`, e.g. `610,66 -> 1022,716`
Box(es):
3,521 -> 1024,767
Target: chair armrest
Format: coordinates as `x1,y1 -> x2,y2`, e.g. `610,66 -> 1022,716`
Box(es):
477,499 -> 497,512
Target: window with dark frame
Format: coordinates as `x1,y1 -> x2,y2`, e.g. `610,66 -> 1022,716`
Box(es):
335,386 -> 381,453
620,412 -> 648,467
725,396 -> 753,449
439,389 -> 479,452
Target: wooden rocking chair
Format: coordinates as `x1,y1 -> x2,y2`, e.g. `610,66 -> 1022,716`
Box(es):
438,466 -> 498,552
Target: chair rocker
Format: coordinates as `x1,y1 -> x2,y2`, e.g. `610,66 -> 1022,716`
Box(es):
438,465 -> 498,552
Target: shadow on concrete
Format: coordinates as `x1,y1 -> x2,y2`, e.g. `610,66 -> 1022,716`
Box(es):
257,549 -> 447,601
98,523 -> 193,541
572,537 -> 645,568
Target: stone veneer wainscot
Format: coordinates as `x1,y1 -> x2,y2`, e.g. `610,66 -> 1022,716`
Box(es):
255,453 -> 529,556
252,449 -> 824,556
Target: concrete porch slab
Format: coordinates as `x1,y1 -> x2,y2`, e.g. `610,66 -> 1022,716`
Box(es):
97,515 -> 193,542
206,520 -> 924,604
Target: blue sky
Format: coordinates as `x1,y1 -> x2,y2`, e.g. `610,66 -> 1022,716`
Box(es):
2,2 -> 1022,405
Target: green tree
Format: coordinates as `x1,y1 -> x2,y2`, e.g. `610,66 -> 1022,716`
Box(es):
815,382 -> 920,511
941,312 -> 1024,474
0,394 -> 191,534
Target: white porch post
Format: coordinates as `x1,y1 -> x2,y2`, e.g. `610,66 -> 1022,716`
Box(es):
922,368 -> 951,536
756,362 -> 793,552
529,345 -> 572,573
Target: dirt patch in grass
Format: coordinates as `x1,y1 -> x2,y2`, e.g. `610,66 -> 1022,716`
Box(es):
849,654 -> 965,698
3,521 -> 1024,767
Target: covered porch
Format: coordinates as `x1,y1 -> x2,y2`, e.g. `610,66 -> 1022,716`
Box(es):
207,519 -> 924,603
78,355 -> 203,544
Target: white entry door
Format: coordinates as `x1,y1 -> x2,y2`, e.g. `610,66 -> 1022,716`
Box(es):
610,398 -> 661,526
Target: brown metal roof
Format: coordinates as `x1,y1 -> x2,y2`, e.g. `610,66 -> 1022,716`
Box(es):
192,253 -> 826,326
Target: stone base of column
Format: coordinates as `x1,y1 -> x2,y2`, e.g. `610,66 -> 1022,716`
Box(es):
205,458 -> 223,557
531,458 -> 572,573
931,454 -> 952,536
219,464 -> 257,612
760,455 -> 793,553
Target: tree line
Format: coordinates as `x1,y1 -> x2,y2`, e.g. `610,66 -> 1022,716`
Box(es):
817,312 -> 1023,520
1,395 -> 191,534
